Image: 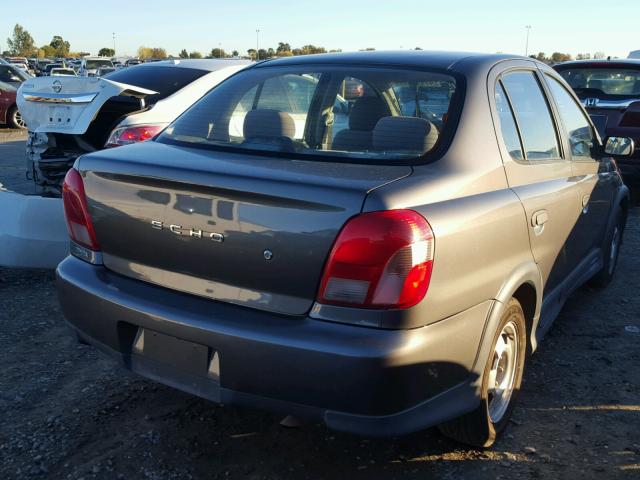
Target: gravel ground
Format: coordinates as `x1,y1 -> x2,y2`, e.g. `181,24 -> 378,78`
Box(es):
1,129 -> 639,479
0,128 -> 33,194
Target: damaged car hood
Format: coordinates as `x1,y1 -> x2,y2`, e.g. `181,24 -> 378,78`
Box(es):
17,77 -> 157,134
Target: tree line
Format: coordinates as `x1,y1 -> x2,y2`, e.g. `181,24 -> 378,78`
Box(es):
4,23 -> 611,64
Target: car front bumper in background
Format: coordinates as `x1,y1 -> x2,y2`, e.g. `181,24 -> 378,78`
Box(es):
56,256 -> 491,436
0,190 -> 68,268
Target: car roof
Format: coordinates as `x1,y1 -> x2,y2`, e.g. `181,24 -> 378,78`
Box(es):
135,59 -> 251,72
252,50 -> 525,71
554,58 -> 640,68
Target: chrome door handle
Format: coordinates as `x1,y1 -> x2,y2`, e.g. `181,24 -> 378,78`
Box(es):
582,195 -> 590,214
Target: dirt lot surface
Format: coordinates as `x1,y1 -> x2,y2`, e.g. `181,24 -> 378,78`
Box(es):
0,128 -> 32,194
1,129 -> 639,479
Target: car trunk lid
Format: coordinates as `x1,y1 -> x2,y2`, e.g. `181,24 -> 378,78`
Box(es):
17,76 -> 156,134
79,141 -> 412,315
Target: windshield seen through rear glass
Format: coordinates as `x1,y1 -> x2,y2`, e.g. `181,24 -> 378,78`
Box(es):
558,67 -> 640,98
105,66 -> 208,103
86,60 -> 113,69
158,66 -> 459,163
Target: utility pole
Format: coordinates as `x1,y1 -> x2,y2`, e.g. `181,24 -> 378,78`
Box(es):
256,28 -> 260,61
524,25 -> 531,57
112,32 -> 116,56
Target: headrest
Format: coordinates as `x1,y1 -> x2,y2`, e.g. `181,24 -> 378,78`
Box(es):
243,109 -> 296,139
349,97 -> 389,131
372,116 -> 439,153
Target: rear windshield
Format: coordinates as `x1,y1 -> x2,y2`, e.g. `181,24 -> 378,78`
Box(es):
558,67 -> 640,98
158,65 -> 459,163
105,66 -> 208,103
85,60 -> 113,69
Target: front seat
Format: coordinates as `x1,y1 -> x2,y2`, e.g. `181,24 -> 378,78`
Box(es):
333,97 -> 389,151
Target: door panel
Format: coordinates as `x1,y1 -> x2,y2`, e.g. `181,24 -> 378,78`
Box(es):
542,73 -> 614,264
491,65 -> 584,295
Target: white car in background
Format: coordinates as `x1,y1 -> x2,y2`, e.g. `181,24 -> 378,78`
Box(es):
49,67 -> 77,77
5,59 -> 251,270
78,57 -> 114,77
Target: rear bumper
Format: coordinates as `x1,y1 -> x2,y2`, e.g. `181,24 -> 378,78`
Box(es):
56,256 -> 490,436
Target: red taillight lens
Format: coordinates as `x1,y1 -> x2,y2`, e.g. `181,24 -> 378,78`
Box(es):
317,210 -> 434,310
62,169 -> 100,250
105,124 -> 166,148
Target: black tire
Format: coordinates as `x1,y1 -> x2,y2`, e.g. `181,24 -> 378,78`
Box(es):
590,211 -> 625,288
6,105 -> 26,129
438,297 -> 527,448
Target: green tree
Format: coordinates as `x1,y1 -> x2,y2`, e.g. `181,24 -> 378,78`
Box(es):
189,51 -> 202,59
50,35 -> 70,56
210,47 -> 225,58
247,48 -> 256,60
276,42 -> 291,55
40,45 -> 57,58
7,24 -> 35,56
179,49 -> 189,58
550,52 -> 572,63
267,47 -> 275,57
98,47 -> 115,57
232,50 -> 239,57
151,48 -> 167,59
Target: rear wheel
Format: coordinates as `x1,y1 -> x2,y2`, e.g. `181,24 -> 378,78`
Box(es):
438,297 -> 527,447
7,105 -> 26,129
590,212 -> 625,288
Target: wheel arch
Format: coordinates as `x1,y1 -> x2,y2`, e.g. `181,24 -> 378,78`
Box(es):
471,261 -> 543,390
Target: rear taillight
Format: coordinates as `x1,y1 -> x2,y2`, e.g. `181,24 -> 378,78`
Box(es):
62,168 -> 100,251
317,210 -> 434,310
105,124 -> 166,148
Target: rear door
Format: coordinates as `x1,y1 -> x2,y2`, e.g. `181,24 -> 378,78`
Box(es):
542,72 -> 614,263
490,63 -> 583,295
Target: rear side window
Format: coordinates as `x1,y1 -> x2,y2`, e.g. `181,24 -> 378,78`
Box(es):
545,75 -> 595,160
159,66 -> 459,163
105,66 -> 208,103
501,71 -> 560,162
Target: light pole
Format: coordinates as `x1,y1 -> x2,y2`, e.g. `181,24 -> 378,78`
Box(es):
112,32 -> 116,56
524,25 -> 531,57
256,28 -> 260,61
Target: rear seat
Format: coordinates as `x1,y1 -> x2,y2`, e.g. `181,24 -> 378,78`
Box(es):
333,97 -> 389,151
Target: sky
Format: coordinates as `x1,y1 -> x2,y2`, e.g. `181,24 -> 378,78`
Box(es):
2,0 -> 639,58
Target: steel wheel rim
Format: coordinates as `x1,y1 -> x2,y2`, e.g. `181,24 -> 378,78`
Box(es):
608,226 -> 620,275
487,320 -> 519,423
14,110 -> 26,128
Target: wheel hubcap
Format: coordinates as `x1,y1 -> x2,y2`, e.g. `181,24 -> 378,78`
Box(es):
608,226 -> 620,275
487,320 -> 519,423
15,110 -> 26,128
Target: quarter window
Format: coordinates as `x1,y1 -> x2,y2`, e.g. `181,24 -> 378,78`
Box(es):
495,82 -> 524,160
545,75 -> 595,160
501,71 -> 560,162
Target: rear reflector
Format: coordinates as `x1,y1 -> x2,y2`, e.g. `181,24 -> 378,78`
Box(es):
317,210 -> 434,310
62,168 -> 100,251
105,124 -> 167,148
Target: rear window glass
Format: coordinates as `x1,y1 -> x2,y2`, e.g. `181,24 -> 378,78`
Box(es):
105,66 -> 208,103
558,67 -> 640,98
85,60 -> 113,69
159,66 -> 458,163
